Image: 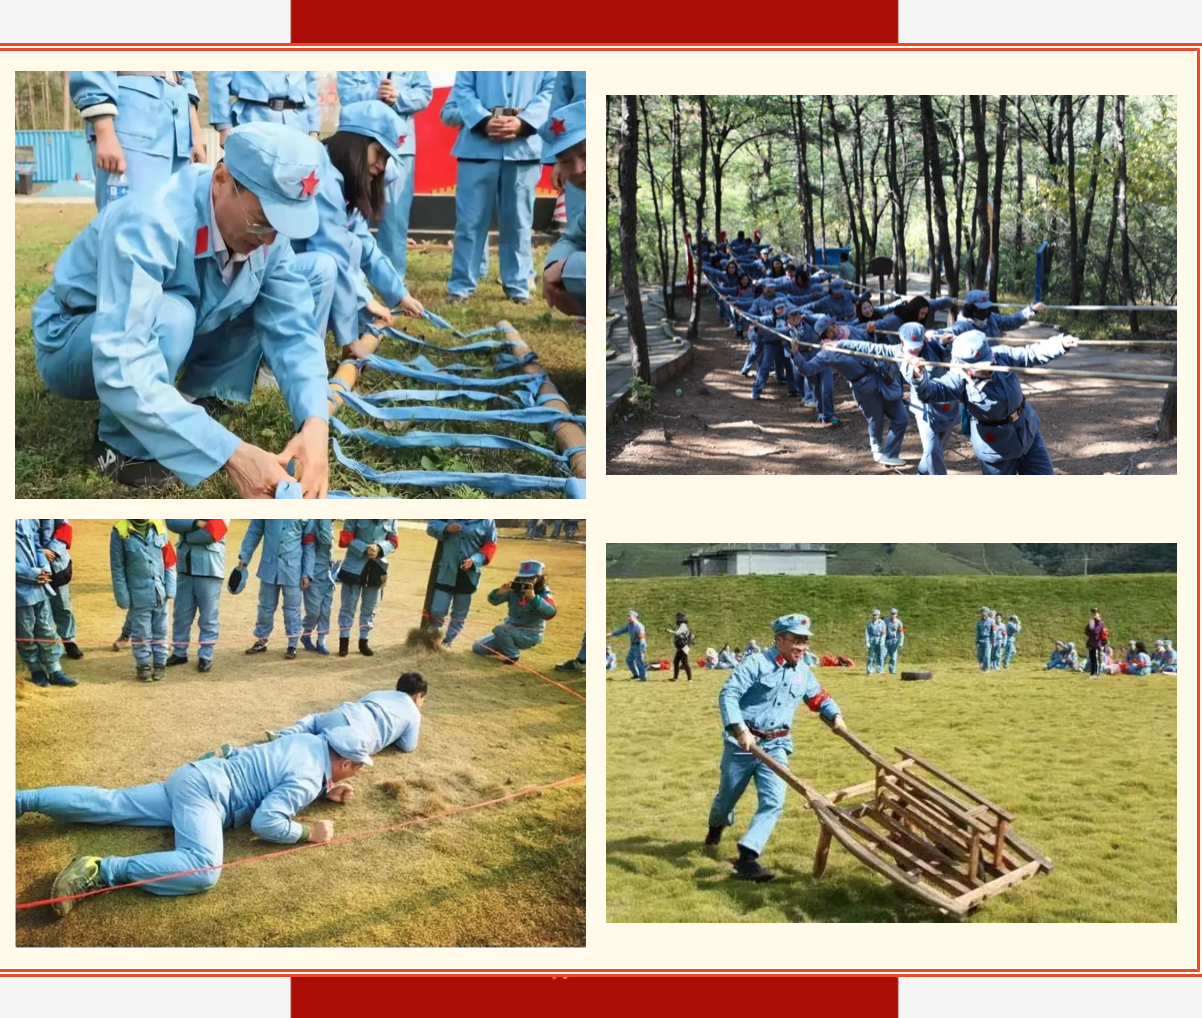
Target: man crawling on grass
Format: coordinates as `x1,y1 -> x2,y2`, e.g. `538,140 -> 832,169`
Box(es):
16,726 -> 372,917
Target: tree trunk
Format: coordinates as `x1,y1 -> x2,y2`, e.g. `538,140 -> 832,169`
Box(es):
954,96 -> 967,288
667,95 -> 684,318
687,95 -> 709,343
617,95 -> 652,383
921,95 -> 958,297
1015,95 -> 1025,291
826,95 -> 861,282
1076,95 -> 1107,304
989,94 -> 1008,302
791,96 -> 817,262
639,97 -> 672,317
884,95 -> 907,295
1114,95 -> 1138,332
1156,359 -> 1176,441
1065,95 -> 1080,307
1099,172 -> 1120,303
62,70 -> 71,129
969,95 -> 991,290
817,99 -> 827,256
921,113 -> 939,295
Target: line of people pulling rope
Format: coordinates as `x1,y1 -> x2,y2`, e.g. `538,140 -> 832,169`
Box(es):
694,232 -> 1131,475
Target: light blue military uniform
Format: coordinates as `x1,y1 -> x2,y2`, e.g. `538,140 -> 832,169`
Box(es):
991,617 -> 1007,670
337,520 -> 398,640
16,519 -> 67,684
111,520 -> 176,672
37,520 -> 77,644
544,204 -> 585,311
801,279 -> 857,320
439,94 -> 489,282
1128,651 -> 1153,676
1159,641 -> 1176,674
301,519 -> 335,650
31,123 -> 330,487
539,96 -> 586,314
336,72 -> 432,278
546,72 -> 586,225
72,72 -> 199,210
16,731 -> 348,897
292,101 -> 414,346
426,519 -> 498,646
708,613 -> 841,856
166,519 -> 227,664
610,611 -> 648,681
276,689 -> 421,754
473,560 -> 557,663
240,520 -> 314,649
884,609 -> 905,674
865,610 -> 887,674
1004,615 -> 1022,668
1046,642 -> 1067,670
976,610 -> 993,672
950,290 -> 1041,338
446,72 -> 556,301
208,72 -> 319,135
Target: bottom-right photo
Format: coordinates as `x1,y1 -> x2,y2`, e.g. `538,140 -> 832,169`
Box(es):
605,542 -> 1177,923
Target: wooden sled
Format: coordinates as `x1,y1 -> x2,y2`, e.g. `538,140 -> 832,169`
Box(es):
750,728 -> 1052,919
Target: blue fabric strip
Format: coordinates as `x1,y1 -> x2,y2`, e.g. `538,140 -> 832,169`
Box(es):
329,417 -> 569,463
360,353 -> 544,391
372,323 -> 517,355
357,387 -> 522,407
336,387 -> 585,426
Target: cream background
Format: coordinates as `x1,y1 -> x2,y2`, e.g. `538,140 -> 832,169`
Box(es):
0,47 -> 1197,972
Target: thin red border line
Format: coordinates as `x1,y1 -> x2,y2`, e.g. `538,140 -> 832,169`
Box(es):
0,44 -> 1200,50
7,50 -> 1199,974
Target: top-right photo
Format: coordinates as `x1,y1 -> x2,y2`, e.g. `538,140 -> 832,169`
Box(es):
607,95 -> 1177,476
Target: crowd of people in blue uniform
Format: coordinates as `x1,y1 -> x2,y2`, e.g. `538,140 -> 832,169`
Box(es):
693,229 -> 1082,475
16,519 -> 565,689
1045,637 -> 1175,674
32,71 -> 585,494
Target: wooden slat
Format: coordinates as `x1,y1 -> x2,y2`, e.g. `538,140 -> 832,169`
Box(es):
953,859 -> 1042,909
863,807 -> 974,893
835,810 -> 973,899
895,745 -> 1016,821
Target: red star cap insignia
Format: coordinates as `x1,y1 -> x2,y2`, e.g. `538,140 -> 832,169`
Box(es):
550,117 -> 567,136
397,134 -> 407,146
299,170 -> 319,198
941,404 -> 951,412
985,432 -> 998,442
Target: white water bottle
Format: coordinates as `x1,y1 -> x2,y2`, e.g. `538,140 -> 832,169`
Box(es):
106,172 -> 130,204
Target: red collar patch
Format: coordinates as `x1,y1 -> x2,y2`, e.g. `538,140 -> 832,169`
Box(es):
299,170 -> 319,198
195,225 -> 209,256
397,134 -> 407,146
550,117 -> 567,136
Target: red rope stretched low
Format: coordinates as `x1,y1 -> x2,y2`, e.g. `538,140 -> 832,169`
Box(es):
16,773 -> 586,912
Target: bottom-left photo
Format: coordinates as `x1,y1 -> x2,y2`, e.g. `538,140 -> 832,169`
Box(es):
15,517 -> 586,947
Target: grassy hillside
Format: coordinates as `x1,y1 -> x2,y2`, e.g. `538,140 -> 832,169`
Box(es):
605,573 -> 1176,664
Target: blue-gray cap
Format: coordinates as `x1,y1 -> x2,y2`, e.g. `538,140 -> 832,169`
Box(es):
223,122 -> 325,240
517,559 -> 545,578
324,725 -> 374,765
964,288 -> 994,309
951,330 -> 994,365
773,613 -> 812,636
813,314 -> 835,337
899,322 -> 926,351
338,100 -> 406,161
871,608 -> 881,617
542,99 -> 586,157
830,278 -> 845,293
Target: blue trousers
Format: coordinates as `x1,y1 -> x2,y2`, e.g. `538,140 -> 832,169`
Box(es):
992,643 -> 1005,670
708,741 -> 788,855
95,148 -> 188,211
801,365 -> 836,419
230,101 -> 311,133
18,762 -> 227,896
855,390 -> 908,460
741,333 -> 759,373
885,641 -> 902,674
977,640 -> 992,671
255,581 -> 302,646
338,582 -> 382,639
50,583 -> 77,641
473,624 -> 544,662
172,575 -> 222,661
16,600 -> 63,675
978,432 -> 1055,475
290,250 -> 338,342
752,341 -> 799,398
914,412 -> 955,475
563,180 -> 584,227
576,633 -> 586,663
129,603 -> 168,667
277,705 -> 349,738
448,159 -> 540,299
302,570 -> 334,638
377,154 -> 416,279
1004,637 -> 1017,668
626,645 -> 648,680
866,641 -> 886,674
429,587 -> 476,646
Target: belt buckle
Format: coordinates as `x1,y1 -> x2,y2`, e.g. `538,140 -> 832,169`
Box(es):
267,98 -> 286,111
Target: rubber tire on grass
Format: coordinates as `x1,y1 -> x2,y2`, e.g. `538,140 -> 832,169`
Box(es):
900,670 -> 933,681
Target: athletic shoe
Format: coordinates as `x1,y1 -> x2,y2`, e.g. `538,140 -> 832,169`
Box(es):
445,294 -> 469,305
284,646 -> 298,660
165,654 -> 189,667
264,730 -> 282,742
300,635 -> 317,652
112,635 -> 130,652
245,640 -> 268,655
152,664 -> 166,681
51,855 -> 104,918
89,436 -> 175,488
878,456 -> 908,467
314,640 -> 330,656
554,659 -> 582,672
198,659 -> 212,674
48,672 -> 78,687
136,665 -> 152,683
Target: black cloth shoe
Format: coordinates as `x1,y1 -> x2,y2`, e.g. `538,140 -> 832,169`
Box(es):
733,847 -> 775,882
705,825 -> 724,847
338,637 -> 350,658
285,646 -> 298,660
198,658 -> 212,673
63,641 -> 84,660
165,654 -> 189,667
358,639 -> 374,657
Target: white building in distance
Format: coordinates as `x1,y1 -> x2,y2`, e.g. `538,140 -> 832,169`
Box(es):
683,543 -> 833,577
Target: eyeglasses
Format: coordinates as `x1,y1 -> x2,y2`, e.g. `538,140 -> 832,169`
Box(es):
233,182 -> 276,236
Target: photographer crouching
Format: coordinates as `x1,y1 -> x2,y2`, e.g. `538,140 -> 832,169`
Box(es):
472,560 -> 557,664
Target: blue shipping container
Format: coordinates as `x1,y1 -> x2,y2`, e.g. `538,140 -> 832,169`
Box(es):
15,131 -> 94,183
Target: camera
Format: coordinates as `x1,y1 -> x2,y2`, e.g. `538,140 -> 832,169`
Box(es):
491,107 -> 521,118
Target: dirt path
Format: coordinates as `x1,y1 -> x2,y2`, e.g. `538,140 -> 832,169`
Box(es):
606,299 -> 1177,475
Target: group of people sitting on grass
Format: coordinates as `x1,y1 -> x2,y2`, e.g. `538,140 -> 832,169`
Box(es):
1046,638 -> 1175,675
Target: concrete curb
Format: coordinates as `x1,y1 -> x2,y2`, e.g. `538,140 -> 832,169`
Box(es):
606,318 -> 693,424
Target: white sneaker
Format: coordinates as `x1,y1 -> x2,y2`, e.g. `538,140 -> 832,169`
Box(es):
878,456 -> 908,467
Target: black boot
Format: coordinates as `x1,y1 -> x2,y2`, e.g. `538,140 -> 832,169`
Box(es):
705,825 -> 724,847
358,639 -> 374,657
63,641 -> 84,660
338,637 -> 349,658
732,845 -> 775,882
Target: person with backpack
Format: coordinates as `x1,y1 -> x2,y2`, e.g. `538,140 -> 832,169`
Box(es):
16,519 -> 77,688
38,520 -> 83,660
336,520 -> 399,658
1085,607 -> 1109,677
670,611 -> 694,683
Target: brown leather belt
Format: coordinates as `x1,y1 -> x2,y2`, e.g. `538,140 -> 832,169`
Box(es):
748,725 -> 789,740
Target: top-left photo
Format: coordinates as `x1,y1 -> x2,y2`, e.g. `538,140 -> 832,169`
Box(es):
15,70 -> 587,499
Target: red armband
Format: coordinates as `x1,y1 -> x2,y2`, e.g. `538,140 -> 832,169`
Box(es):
805,689 -> 831,713
52,523 -> 73,547
203,519 -> 228,542
541,594 -> 556,607
302,532 -> 316,545
339,529 -> 354,548
387,533 -> 398,548
162,543 -> 178,568
479,540 -> 497,564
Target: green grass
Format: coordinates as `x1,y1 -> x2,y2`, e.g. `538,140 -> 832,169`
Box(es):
605,573 -> 1177,923
17,521 -> 586,946
15,204 -> 584,498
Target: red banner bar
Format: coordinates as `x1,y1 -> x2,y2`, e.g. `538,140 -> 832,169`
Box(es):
288,3 -> 900,44
293,975 -> 899,1012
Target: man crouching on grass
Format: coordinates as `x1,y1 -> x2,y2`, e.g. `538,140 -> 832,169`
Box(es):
16,727 -> 372,917
705,613 -> 847,883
